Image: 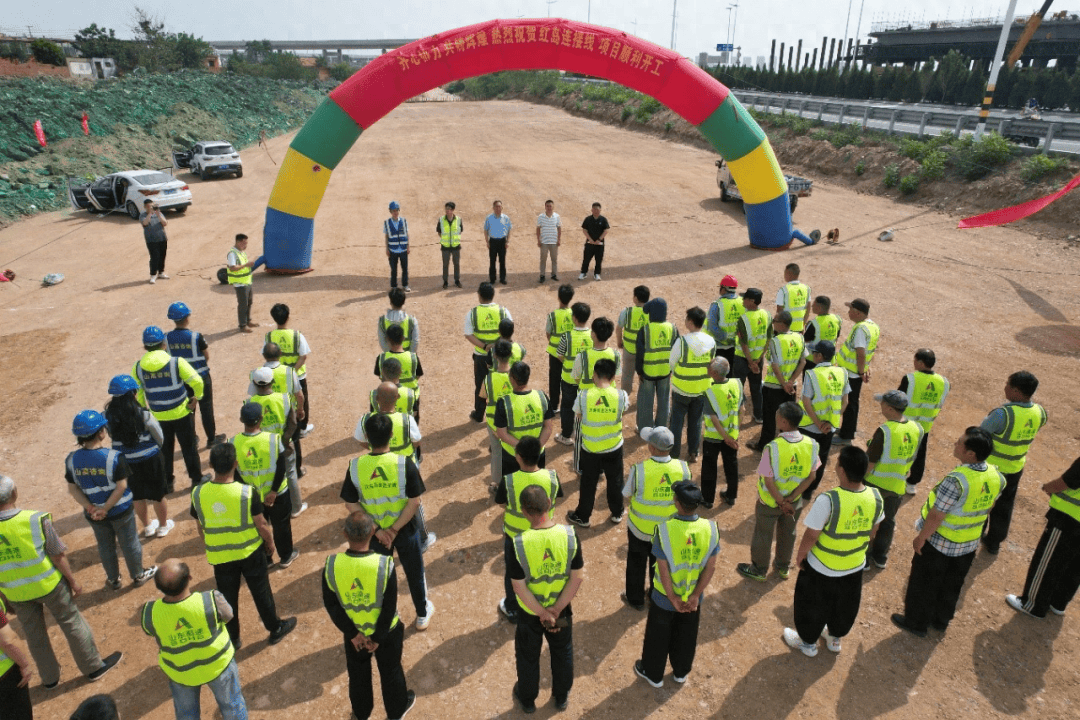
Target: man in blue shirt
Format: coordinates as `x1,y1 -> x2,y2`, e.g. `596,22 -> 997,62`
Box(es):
484,199 -> 513,286
384,201 -> 410,292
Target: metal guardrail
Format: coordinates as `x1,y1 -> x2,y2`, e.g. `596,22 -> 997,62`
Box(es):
735,91 -> 1080,154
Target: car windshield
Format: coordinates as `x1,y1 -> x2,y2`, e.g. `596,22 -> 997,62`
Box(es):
130,172 -> 175,186
205,145 -> 235,156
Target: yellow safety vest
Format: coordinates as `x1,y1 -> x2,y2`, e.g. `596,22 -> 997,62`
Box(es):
579,386 -> 624,454
227,247 -> 251,285
438,216 -> 462,248
866,420 -> 923,495
266,329 -> 306,376
709,295 -> 745,348
191,482 -> 261,565
560,328 -> 593,384
247,392 -> 289,435
513,524 -> 577,615
836,320 -> 880,375
621,306 -> 648,355
653,517 -> 719,601
810,487 -> 883,572
798,363 -> 847,429
231,431 -> 281,502
628,459 -> 689,540
253,363 -> 299,400
704,378 -> 742,442
470,305 -> 506,356
379,315 -> 414,351
499,390 -> 549,455
734,309 -> 770,360
903,372 -> 950,434
0,510 -> 62,602
133,351 -> 202,422
1049,484 -> 1080,524
141,591 -> 234,686
988,404 -> 1047,474
348,453 -> 409,529
577,347 -> 618,389
779,282 -> 811,332
671,338 -> 715,395
808,314 -> 841,350
757,435 -> 818,507
640,322 -> 676,379
763,331 -> 805,386
324,552 -> 399,636
0,597 -> 11,677
377,351 -> 419,390
923,465 -> 1003,543
503,469 -> 560,537
485,370 -> 514,430
360,412 -> 414,458
369,386 -> 416,416
547,308 -> 574,358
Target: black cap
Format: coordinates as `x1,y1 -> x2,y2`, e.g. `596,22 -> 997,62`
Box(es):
741,287 -> 763,303
240,402 -> 263,424
672,481 -> 704,509
846,298 -> 870,314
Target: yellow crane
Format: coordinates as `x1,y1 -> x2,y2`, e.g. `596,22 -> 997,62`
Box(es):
1005,0 -> 1055,67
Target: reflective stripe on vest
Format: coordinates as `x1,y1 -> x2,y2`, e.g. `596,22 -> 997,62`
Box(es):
485,370 -> 513,429
709,296 -> 744,348
513,525 -> 577,614
807,314 -> 842,353
798,364 -> 846,429
500,391 -> 549,455
547,308 -> 574,358
266,329 -> 305,375
503,470 -> 559,537
369,387 -> 416,416
628,459 -> 688,540
0,597 -> 11,677
65,447 -> 133,517
671,338 -> 715,395
1049,485 -> 1080,524
110,409 -> 159,462
704,378 -> 742,442
135,354 -> 187,414
988,404 -> 1047,473
810,487 -> 883,572
763,331 -> 805,386
192,483 -> 261,565
579,387 -> 624,454
621,306 -> 648,354
758,435 -> 818,507
577,347 -> 617,389
734,309 -> 769,359
560,329 -> 593,384
779,282 -> 811,332
379,315 -> 413,351
247,392 -> 289,435
349,454 -> 409,529
324,552 -> 398,636
866,420 -> 923,495
903,372 -> 949,434
438,216 -> 461,248
361,412 -> 414,458
836,320 -> 880,375
231,432 -> 281,502
384,217 -> 409,253
0,511 -> 62,601
166,329 -> 208,376
470,305 -> 505,355
654,517 -> 719,601
227,247 -> 251,285
640,322 -> 675,378
142,591 -> 234,686
378,350 -> 418,389
923,465 -> 1003,543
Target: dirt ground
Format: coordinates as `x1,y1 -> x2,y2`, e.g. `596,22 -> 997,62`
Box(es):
1,99 -> 1078,720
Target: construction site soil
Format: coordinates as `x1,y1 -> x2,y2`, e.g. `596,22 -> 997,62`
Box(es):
0,99 -> 1078,720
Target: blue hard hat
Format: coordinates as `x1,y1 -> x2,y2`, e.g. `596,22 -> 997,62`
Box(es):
389,201 -> 400,210
108,374 -> 139,396
143,325 -> 165,345
72,409 -> 107,437
167,301 -> 191,320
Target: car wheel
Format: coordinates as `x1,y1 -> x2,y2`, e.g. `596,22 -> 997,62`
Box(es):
236,167 -> 243,178
126,201 -> 140,220
789,195 -> 799,214
200,168 -> 208,181
719,182 -> 729,202
174,204 -> 188,213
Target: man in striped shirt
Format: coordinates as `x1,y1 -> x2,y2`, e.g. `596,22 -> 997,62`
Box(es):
536,199 -> 562,283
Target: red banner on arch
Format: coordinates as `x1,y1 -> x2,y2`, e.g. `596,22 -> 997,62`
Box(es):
958,173 -> 1080,229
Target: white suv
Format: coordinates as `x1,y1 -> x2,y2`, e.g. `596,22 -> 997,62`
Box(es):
173,141 -> 243,180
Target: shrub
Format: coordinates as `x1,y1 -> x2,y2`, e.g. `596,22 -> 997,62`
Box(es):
664,121 -> 673,132
899,174 -> 921,194
445,80 -> 466,94
790,118 -> 811,136
810,129 -> 830,141
1021,154 -> 1070,182
952,131 -> 1016,180
30,39 -> 66,66
556,83 -> 576,96
621,106 -> 633,122
900,138 -> 927,160
920,149 -> 947,180
854,161 -> 866,176
830,123 -> 863,148
883,163 -> 900,188
634,97 -> 662,123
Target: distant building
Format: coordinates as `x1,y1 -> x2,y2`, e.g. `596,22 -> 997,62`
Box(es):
67,57 -> 117,80
205,53 -> 223,73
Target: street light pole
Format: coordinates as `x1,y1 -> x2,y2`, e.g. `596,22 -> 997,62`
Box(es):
670,0 -> 678,50
546,0 -> 557,18
731,3 -> 739,55
588,0 -> 591,24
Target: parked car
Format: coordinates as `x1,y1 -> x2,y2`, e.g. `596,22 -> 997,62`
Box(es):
172,141 -> 243,180
68,170 -> 192,219
715,159 -> 812,213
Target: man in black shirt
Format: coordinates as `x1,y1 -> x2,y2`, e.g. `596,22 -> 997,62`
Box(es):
578,202 -> 610,281
493,361 -> 557,476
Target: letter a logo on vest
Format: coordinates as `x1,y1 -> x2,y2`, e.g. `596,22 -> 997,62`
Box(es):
593,395 -> 611,408
850,505 -> 865,518
369,466 -> 390,483
0,534 -> 11,547
685,533 -> 697,546
542,549 -> 555,562
981,481 -> 991,495
350,577 -> 364,592
1024,418 -> 1034,429
174,617 -> 194,631
660,473 -> 672,485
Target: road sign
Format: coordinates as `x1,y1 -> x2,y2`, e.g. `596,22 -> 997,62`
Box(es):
716,43 -> 733,52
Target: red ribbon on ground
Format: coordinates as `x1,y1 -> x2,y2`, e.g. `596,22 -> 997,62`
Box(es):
33,119 -> 47,148
81,113 -> 90,136
958,173 -> 1080,229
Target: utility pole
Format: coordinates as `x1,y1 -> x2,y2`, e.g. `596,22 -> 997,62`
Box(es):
842,0 -> 854,68
670,0 -> 678,50
731,3 -> 739,54
587,0 -> 591,24
546,0 -> 557,18
853,0 -> 867,68
976,0 -> 1019,139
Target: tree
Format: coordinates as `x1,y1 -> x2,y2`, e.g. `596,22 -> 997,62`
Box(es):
173,33 -> 212,69
329,63 -> 353,82
73,23 -> 139,70
30,39 -> 66,66
244,40 -> 274,64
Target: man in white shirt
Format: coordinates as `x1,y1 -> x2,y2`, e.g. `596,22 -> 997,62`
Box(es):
668,307 -> 716,462
536,199 -> 562,283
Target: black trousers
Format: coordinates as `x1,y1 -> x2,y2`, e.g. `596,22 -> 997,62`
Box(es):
197,372 -> 217,442
344,623 -> 409,720
907,432 -> 930,486
701,439 -> 739,503
264,495 -> 294,562
371,524 -> 428,618
488,238 -> 507,282
1017,514 -> 1080,617
838,375 -> 863,441
291,426 -> 304,474
548,355 -> 564,411
580,243 -> 604,275
472,355 -> 489,417
575,446 -> 625,522
730,356 -> 762,419
213,548 -> 282,644
625,529 -> 656,607
799,427 -> 833,499
146,239 -> 167,276
503,534 -> 519,614
793,561 -> 863,643
638,601 -> 701,683
759,385 -> 795,446
515,612 -> 574,705
0,665 -> 32,720
869,489 -> 903,565
559,380 -> 578,438
984,469 -> 1024,549
299,377 -> 310,430
160,413 -> 202,488
716,346 -> 735,367
388,251 -> 409,288
902,544 -> 975,631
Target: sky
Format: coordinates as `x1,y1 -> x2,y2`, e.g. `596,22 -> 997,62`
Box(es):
2,0 -> 1058,64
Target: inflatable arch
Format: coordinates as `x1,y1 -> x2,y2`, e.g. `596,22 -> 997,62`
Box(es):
263,18 -> 797,271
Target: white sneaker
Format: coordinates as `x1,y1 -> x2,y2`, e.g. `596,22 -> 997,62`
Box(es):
554,434 -> 573,446
133,566 -> 158,586
783,628 -> 818,657
578,273 -> 587,280
1050,606 -> 1065,616
148,275 -> 156,284
156,519 -> 175,537
300,423 -> 315,438
594,274 -> 601,281
905,483 -> 917,495
404,286 -> 412,293
1006,593 -> 1038,617
821,628 -> 842,653
672,674 -> 687,684
415,600 -> 434,630
156,273 -> 170,280
420,532 -> 437,554
143,519 -> 160,538
291,502 -> 309,519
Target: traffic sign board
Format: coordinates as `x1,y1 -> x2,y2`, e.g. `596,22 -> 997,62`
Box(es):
716,43 -> 734,52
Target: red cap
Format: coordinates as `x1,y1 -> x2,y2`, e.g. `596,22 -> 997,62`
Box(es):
720,274 -> 738,288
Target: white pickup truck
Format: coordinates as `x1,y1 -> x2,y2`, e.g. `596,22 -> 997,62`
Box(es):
715,159 -> 812,213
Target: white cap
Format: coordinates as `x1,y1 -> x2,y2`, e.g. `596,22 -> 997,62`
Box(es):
252,367 -> 274,386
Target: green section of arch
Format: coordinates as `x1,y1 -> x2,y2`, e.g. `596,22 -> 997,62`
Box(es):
288,99 -> 363,170
696,95 -> 765,164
